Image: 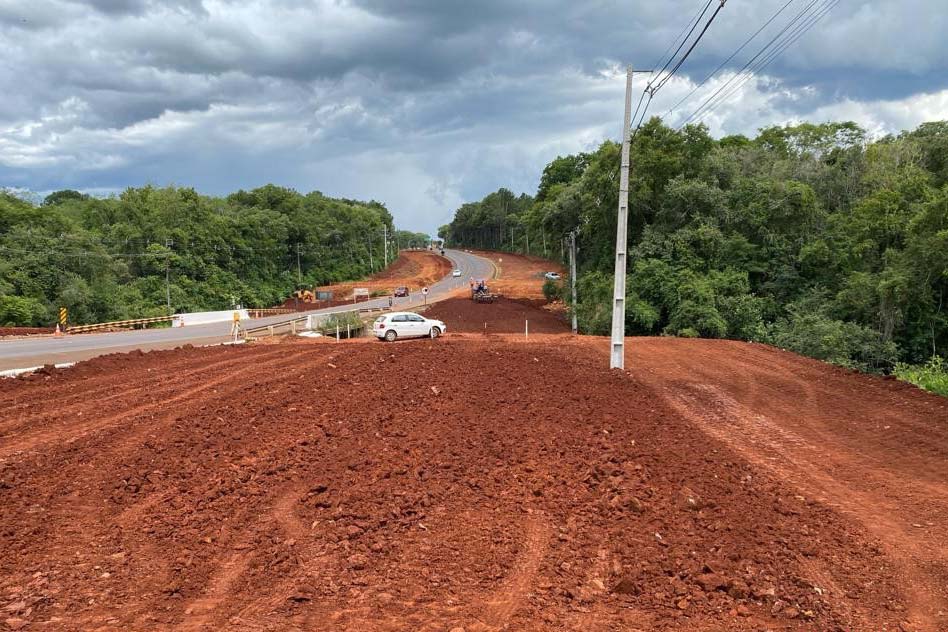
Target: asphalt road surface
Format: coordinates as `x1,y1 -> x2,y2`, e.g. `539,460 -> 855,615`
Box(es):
0,249 -> 494,371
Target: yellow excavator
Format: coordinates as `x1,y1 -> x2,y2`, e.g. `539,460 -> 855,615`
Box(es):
292,289 -> 315,303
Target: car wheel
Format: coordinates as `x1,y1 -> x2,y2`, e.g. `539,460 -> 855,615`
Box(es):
430,327 -> 441,339
385,329 -> 397,342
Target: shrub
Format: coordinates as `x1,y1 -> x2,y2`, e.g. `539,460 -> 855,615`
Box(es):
895,356 -> 948,397
771,308 -> 899,372
542,278 -> 563,302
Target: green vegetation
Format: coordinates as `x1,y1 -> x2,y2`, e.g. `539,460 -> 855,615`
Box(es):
444,119 -> 948,374
0,185 -> 395,326
319,311 -> 365,336
895,356 -> 948,397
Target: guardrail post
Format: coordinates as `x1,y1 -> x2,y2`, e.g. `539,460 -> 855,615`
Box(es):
268,325 -> 274,337
336,325 -> 340,341
292,320 -> 297,335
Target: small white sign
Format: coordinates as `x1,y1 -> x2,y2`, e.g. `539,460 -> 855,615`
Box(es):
422,287 -> 429,295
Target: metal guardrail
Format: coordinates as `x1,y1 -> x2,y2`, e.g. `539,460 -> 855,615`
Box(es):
67,315 -> 173,334
243,314 -> 311,337
247,308 -> 294,318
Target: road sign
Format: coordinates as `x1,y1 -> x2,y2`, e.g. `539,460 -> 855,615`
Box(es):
58,307 -> 67,327
422,287 -> 429,295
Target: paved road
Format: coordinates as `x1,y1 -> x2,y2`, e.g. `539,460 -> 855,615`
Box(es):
0,249 -> 494,371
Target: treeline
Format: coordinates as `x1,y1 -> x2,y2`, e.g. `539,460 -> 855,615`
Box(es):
442,120 -> 948,372
0,185 -> 409,325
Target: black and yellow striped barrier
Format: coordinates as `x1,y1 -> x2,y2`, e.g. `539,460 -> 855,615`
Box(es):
66,315 -> 173,334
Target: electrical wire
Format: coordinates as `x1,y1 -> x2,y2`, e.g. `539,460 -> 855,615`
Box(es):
679,0 -> 837,128
663,0 -> 796,119
631,0 -> 728,140
688,0 -> 840,127
650,0 -> 728,95
650,0 -> 716,91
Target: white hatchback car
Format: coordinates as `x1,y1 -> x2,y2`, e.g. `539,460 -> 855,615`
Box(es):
374,312 -> 447,341
452,269 -> 462,277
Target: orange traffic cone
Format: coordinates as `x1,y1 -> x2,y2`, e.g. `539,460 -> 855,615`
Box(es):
54,324 -> 63,337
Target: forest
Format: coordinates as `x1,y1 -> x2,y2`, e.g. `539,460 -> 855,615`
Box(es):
442,119 -> 948,381
0,185 -> 422,326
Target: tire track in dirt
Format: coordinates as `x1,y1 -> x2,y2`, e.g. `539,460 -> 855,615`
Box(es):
0,347 -> 291,459
0,348 -> 279,437
657,379 -> 948,632
477,513 -> 551,629
175,548 -> 257,631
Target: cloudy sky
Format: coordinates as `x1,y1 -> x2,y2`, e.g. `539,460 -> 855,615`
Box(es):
1,0 -> 946,232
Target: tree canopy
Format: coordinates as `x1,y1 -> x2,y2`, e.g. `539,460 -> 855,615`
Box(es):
443,119 -> 948,372
0,185 -> 394,325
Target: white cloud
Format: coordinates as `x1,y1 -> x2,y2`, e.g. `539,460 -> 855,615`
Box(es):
0,0 -> 946,232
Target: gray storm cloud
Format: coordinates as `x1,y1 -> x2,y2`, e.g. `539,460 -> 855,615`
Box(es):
0,0 -> 946,232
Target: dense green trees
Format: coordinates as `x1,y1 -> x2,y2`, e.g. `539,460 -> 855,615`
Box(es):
0,185 -> 396,325
444,119 -> 948,373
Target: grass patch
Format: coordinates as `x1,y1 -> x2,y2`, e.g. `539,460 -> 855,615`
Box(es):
894,356 -> 948,397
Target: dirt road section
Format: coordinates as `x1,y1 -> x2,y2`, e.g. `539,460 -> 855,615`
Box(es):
309,251 -> 452,303
0,337 -> 917,631
471,251 -> 563,300
425,297 -> 568,334
624,337 -> 948,631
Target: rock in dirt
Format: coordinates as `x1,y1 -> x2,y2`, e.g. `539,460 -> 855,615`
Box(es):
695,573 -> 728,592
611,577 -> 641,596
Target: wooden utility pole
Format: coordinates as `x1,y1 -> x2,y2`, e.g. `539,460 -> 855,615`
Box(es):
569,230 -> 578,335
610,66 -> 634,370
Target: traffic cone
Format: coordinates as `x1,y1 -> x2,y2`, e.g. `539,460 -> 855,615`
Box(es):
54,324 -> 63,337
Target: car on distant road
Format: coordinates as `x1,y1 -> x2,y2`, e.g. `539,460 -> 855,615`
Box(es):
544,272 -> 561,280
393,286 -> 409,297
452,269 -> 462,277
374,312 -> 446,341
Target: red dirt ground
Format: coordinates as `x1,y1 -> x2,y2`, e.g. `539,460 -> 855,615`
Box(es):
425,297 -> 568,335
312,251 -> 453,302
0,327 -> 54,337
469,251 -> 564,300
3,258 -> 947,631
2,322 -> 945,630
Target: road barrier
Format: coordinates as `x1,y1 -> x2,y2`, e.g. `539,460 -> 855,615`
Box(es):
173,310 -> 250,328
67,315 -> 173,334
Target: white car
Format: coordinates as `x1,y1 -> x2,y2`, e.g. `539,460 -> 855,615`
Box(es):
452,269 -> 462,277
374,312 -> 446,341
544,272 -> 561,280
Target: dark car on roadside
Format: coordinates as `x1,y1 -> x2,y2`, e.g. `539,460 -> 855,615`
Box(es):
393,286 -> 410,297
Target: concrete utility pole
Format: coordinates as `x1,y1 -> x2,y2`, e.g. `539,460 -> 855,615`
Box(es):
569,230 -> 578,335
383,225 -> 389,266
296,243 -> 302,285
610,65 -> 634,370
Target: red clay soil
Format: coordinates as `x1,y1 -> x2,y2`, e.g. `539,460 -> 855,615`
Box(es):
425,297 -> 569,334
314,251 -> 453,300
0,330 -> 937,631
617,336 -> 948,632
471,250 -> 564,300
0,327 -> 53,337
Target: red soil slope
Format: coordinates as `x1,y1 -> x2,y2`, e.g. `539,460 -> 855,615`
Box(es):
2,330 -> 942,630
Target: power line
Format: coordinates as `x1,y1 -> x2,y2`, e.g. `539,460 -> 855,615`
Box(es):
689,0 -> 840,127
663,0 -> 796,120
650,0 -> 716,91
650,0 -> 728,95
649,1 -> 710,73
632,0 -> 728,140
679,0 -> 837,128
